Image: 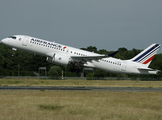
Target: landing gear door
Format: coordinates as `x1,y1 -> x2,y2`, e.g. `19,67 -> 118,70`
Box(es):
22,36 -> 29,46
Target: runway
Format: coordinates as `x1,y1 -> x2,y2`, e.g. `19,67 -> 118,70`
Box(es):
0,86 -> 162,92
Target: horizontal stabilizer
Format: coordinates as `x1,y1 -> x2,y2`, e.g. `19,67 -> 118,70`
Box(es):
137,67 -> 157,71
137,67 -> 160,74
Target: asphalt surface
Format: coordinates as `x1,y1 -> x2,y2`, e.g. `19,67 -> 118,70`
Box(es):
0,86 -> 162,92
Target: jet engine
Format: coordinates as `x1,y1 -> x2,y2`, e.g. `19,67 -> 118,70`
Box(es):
46,53 -> 72,66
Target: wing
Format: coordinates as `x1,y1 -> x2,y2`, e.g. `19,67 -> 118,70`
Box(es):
71,50 -> 118,64
71,55 -> 109,64
46,50 -> 118,64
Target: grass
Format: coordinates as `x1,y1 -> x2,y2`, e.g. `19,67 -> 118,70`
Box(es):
39,104 -> 65,111
0,78 -> 162,88
0,90 -> 162,120
0,79 -> 162,119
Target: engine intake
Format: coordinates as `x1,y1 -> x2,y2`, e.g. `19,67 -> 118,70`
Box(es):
46,53 -> 72,66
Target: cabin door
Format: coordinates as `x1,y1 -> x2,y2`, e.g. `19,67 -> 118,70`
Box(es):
22,36 -> 28,46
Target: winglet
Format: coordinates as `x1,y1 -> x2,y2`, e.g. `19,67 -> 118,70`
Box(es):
108,50 -> 118,57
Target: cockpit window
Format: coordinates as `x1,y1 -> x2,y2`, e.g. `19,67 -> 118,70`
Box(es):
8,36 -> 17,39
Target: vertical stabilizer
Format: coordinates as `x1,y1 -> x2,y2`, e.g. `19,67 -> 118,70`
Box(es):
130,43 -> 161,67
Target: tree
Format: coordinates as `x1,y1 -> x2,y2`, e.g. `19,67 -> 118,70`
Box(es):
81,46 -> 98,53
98,49 -> 108,55
48,66 -> 62,77
87,46 -> 97,53
0,53 -> 4,66
94,69 -> 107,77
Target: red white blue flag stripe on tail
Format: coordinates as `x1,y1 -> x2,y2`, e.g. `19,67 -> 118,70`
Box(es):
132,44 -> 161,64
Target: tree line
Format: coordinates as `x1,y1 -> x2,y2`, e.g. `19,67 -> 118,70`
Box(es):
0,43 -> 162,78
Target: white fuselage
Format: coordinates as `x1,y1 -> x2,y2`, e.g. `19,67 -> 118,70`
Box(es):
1,35 -> 159,74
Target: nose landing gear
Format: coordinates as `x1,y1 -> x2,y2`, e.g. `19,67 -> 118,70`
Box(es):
12,48 -> 17,57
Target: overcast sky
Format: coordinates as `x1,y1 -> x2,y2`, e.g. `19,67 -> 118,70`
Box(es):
0,0 -> 162,53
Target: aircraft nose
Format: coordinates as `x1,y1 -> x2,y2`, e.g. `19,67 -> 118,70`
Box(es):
1,38 -> 8,44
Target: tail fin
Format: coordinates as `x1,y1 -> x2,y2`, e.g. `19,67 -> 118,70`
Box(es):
130,43 -> 161,67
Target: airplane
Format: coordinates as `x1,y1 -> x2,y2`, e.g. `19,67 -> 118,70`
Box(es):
1,35 -> 161,75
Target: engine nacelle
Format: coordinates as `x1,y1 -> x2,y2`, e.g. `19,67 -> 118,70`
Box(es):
46,53 -> 72,66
